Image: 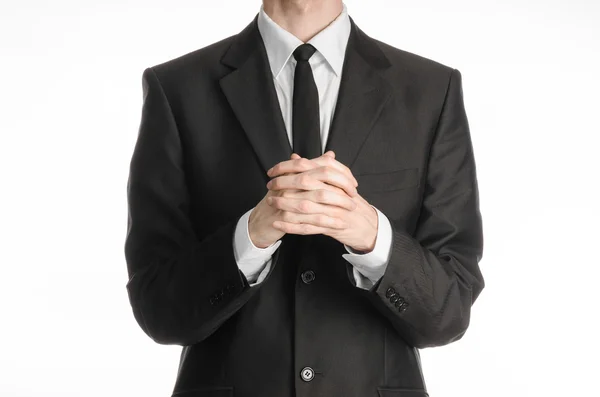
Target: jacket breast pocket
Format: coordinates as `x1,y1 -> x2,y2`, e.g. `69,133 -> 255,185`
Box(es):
355,167 -> 420,194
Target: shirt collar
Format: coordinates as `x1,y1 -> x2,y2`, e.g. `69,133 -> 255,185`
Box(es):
257,3 -> 351,79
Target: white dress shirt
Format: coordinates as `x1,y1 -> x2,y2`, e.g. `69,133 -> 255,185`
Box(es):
233,3 -> 393,290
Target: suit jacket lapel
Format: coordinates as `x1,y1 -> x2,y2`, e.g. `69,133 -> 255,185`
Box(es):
324,17 -> 393,171
219,16 -> 292,180
219,15 -> 393,178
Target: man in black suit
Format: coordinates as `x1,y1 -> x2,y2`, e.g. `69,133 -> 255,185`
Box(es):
124,1 -> 484,396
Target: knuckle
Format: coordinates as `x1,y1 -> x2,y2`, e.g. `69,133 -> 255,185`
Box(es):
299,200 -> 312,213
298,174 -> 312,188
298,158 -> 311,169
317,189 -> 328,202
346,198 -> 356,209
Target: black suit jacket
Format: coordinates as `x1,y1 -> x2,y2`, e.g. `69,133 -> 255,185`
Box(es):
125,15 -> 484,397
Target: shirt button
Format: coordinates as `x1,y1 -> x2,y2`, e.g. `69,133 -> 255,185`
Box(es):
301,270 -> 316,284
300,366 -> 315,382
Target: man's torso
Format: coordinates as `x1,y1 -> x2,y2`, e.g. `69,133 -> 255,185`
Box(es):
147,15 -> 454,397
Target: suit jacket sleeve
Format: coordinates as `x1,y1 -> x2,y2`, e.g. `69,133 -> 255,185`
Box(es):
124,67 -> 279,346
354,68 -> 484,349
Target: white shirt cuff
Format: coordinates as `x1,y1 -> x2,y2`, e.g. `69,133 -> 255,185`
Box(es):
233,207 -> 282,285
342,205 -> 393,289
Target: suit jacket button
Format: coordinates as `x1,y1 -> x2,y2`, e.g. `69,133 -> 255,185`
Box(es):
300,367 -> 315,382
398,302 -> 409,312
385,286 -> 396,298
301,270 -> 316,284
390,293 -> 400,303
394,297 -> 406,307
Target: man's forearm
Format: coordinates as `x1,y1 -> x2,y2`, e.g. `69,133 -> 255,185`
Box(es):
349,69 -> 484,348
342,205 -> 393,290
234,207 -> 281,285
126,67 -> 279,346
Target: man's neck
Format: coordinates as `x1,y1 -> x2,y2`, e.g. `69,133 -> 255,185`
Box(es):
262,0 -> 343,42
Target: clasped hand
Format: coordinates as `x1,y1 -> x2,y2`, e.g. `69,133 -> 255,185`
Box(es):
248,150 -> 378,253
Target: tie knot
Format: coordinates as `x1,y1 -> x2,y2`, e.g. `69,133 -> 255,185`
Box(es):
293,44 -> 316,62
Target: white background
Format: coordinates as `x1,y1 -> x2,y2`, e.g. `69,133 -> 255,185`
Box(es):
1,0 -> 599,396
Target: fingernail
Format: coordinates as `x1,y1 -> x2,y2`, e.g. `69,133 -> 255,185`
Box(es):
266,180 -> 272,188
267,168 -> 273,175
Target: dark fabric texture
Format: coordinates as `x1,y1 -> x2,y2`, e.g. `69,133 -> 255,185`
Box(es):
124,14 -> 484,397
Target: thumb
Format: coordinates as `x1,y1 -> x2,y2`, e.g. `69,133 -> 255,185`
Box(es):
323,150 -> 335,158
291,153 -> 301,159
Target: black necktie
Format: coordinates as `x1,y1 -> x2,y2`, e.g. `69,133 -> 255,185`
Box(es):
292,43 -> 321,159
